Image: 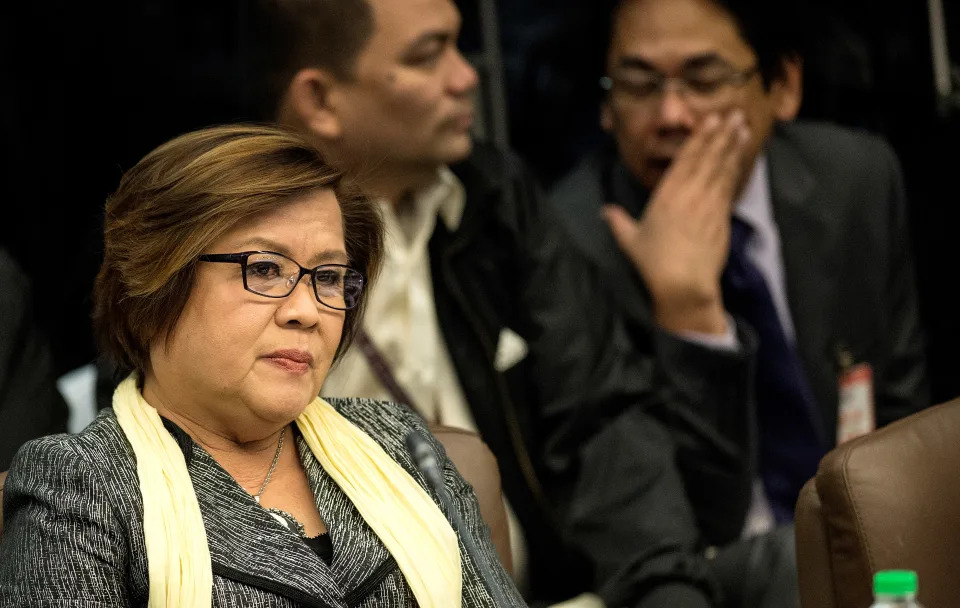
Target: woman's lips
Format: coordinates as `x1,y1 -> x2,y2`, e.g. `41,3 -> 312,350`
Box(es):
263,349 -> 313,374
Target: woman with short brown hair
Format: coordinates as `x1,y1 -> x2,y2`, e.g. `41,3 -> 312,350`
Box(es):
0,124 -> 524,607
94,124 -> 380,374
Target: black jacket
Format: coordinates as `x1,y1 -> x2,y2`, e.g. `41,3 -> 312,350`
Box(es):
0,249 -> 68,470
439,143 -> 756,606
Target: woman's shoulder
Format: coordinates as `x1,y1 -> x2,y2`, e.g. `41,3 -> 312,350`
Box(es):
20,407 -> 126,452
5,408 -> 135,491
322,396 -> 427,435
1,409 -> 147,605
320,397 -> 439,467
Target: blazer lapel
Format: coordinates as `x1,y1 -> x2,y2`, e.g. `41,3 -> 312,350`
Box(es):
295,435 -> 399,602
767,131 -> 843,442
186,442 -> 349,608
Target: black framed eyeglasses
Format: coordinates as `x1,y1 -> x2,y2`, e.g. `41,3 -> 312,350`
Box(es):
198,251 -> 365,311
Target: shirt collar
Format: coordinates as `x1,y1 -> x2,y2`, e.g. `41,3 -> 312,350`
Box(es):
375,166 -> 466,243
732,154 -> 773,232
417,166 -> 466,231
374,166 -> 466,261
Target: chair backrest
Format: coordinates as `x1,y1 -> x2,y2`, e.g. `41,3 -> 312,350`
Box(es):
428,425 -> 513,577
795,398 -> 960,608
0,430 -> 514,576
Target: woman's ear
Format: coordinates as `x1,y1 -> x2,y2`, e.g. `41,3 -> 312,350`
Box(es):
771,55 -> 804,122
278,68 -> 343,140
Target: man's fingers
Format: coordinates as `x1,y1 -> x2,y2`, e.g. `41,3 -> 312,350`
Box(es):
711,120 -> 750,197
650,113 -> 724,211
672,113 -> 722,173
691,111 -> 743,186
602,204 -> 643,260
647,110 -> 748,220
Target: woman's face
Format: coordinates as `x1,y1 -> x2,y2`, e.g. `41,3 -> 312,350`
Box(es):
146,189 -> 348,435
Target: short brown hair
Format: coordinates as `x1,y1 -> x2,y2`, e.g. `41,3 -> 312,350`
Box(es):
247,0 -> 375,120
94,124 -> 384,375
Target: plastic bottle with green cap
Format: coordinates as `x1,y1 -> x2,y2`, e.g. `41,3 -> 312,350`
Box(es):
869,570 -> 924,607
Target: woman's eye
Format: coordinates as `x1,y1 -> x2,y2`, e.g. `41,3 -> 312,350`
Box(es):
247,262 -> 282,278
315,269 -> 342,286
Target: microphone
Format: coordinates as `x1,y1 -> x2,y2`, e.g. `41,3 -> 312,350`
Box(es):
405,430 -> 515,607
405,429 -> 445,490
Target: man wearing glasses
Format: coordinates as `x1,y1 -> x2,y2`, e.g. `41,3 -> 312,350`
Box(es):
551,0 -> 928,605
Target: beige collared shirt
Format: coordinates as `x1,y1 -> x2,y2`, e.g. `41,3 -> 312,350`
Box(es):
321,167 -> 472,428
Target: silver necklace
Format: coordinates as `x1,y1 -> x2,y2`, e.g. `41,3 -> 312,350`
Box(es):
253,428 -> 285,504
251,428 -> 306,536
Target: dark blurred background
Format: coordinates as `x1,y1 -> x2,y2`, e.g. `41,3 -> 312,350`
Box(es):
2,0 -> 959,401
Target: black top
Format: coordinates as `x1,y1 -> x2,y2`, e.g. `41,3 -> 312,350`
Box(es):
303,532 -> 333,565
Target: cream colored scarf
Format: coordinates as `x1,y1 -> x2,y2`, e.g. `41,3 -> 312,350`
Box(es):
112,374 -> 462,607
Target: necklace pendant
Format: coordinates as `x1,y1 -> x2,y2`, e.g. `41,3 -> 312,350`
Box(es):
254,495 -> 261,504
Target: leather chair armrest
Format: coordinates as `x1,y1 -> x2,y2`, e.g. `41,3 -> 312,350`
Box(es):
795,478 -> 836,608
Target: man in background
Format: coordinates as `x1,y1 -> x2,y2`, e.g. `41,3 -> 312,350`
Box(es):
551,0 -> 928,604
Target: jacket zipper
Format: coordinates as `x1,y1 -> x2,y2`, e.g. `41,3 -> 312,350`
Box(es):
211,562 -> 338,608
214,555 -> 399,606
343,556 -> 398,606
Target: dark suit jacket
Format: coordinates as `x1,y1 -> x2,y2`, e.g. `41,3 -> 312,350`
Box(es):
0,249 -> 68,471
548,120 -> 929,606
0,398 -> 525,607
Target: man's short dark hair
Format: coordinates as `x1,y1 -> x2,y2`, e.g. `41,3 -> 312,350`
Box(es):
612,0 -> 809,88
246,0 -> 375,120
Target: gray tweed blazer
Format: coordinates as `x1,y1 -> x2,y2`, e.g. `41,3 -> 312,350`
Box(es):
0,397 -> 525,607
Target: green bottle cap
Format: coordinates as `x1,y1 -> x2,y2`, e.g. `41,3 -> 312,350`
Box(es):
874,570 -> 918,596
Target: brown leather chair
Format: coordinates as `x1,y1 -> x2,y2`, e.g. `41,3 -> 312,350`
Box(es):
0,431 -> 513,576
795,398 -> 960,608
